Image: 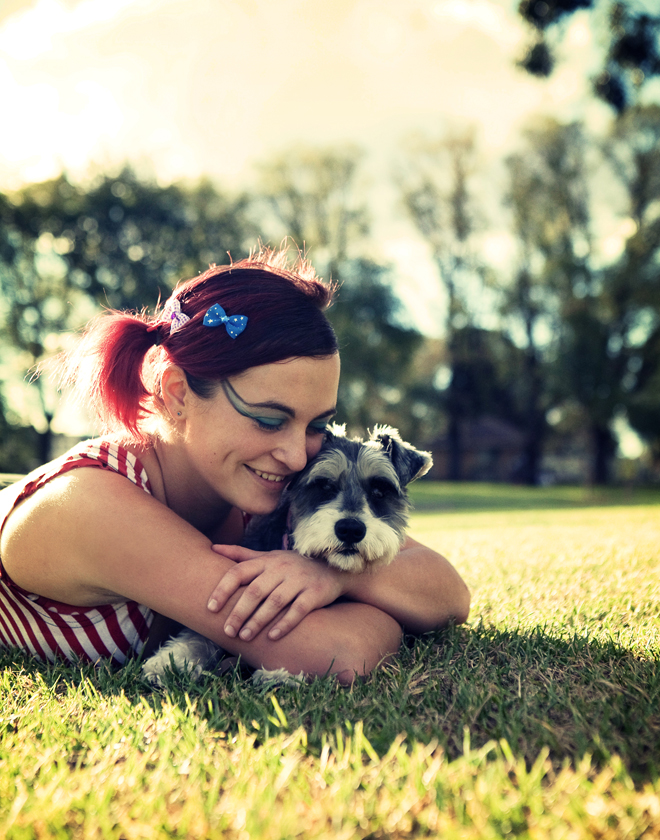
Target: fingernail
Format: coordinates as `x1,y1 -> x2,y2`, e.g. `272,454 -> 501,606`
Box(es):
207,599 -> 218,612
268,628 -> 281,640
224,624 -> 236,638
239,628 -> 252,641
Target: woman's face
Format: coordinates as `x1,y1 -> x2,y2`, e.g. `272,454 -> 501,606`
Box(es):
181,354 -> 340,515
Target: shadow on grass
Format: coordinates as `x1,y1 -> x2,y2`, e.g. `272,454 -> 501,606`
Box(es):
409,481 -> 660,513
2,622 -> 658,784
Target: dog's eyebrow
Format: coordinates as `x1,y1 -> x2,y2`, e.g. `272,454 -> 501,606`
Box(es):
224,380 -> 336,422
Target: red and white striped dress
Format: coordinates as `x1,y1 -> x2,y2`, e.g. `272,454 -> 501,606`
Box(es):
0,440 -> 155,665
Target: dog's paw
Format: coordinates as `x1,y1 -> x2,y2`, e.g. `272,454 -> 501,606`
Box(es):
251,667 -> 306,688
141,630 -> 223,686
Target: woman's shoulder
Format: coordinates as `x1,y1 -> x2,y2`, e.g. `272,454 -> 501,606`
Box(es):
0,437 -> 156,534
65,437 -> 153,491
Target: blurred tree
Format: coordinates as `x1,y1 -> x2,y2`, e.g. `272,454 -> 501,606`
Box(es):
0,395 -> 40,475
517,0 -> 660,112
0,168 -> 255,462
255,145 -> 421,435
503,118 -> 621,484
256,145 -> 369,280
326,259 -> 423,438
501,120 -> 595,484
0,188 -> 93,462
504,113 -> 660,483
599,104 -> 660,469
11,168 -> 254,311
398,128 -> 484,479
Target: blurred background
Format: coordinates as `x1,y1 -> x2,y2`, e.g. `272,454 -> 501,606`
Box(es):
1,0 -> 659,485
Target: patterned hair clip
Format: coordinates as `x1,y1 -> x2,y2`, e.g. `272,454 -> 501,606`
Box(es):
203,303 -> 248,339
162,296 -> 191,335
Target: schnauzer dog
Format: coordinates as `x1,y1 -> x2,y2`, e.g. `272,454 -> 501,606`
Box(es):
141,425 -> 432,685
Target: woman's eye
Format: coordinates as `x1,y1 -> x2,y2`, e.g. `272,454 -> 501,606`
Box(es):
255,417 -> 286,431
307,423 -> 328,436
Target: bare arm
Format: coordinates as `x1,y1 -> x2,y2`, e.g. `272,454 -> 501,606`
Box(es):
0,468 -> 400,681
207,534 -> 470,641
343,535 -> 471,633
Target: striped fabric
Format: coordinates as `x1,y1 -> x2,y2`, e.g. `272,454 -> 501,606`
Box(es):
0,440 -> 155,665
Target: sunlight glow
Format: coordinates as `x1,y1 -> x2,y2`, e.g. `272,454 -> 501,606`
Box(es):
601,218 -> 637,261
0,0 -> 143,60
431,0 -> 521,46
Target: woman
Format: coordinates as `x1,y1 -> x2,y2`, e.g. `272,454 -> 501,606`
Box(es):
0,247 -> 470,684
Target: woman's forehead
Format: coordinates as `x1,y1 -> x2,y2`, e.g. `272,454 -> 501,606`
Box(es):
232,354 -> 339,406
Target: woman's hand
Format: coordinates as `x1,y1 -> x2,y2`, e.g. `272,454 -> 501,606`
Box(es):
207,545 -> 349,643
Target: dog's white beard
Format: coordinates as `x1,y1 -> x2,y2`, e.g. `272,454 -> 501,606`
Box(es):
291,502 -> 403,573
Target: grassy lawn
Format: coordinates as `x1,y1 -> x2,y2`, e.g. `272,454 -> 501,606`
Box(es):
1,483 -> 659,838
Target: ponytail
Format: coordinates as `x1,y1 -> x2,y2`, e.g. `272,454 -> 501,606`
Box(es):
60,310 -> 160,444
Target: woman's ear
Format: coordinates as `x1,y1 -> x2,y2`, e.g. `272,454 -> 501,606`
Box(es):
160,366 -> 189,421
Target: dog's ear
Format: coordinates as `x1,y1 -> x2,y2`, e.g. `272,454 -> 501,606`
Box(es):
325,422 -> 347,441
369,425 -> 433,486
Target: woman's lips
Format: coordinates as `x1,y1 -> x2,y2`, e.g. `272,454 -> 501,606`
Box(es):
247,465 -> 287,484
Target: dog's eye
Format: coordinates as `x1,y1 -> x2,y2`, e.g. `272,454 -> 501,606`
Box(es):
310,478 -> 337,500
369,478 -> 397,499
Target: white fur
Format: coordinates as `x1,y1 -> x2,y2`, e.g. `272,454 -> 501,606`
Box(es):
251,668 -> 305,687
141,629 -> 223,686
142,629 -> 304,688
292,499 -> 403,573
304,450 -> 350,483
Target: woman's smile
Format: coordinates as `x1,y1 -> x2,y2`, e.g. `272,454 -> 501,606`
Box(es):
247,466 -> 289,486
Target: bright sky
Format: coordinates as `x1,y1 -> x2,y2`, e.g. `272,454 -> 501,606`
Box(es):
0,0 -> 612,325
1,0 -> 607,188
1,0 -> 650,454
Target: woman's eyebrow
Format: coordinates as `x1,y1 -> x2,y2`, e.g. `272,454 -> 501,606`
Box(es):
225,381 -> 336,420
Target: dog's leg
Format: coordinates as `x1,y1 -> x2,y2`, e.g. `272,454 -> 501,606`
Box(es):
141,629 -> 224,686
251,667 -> 306,687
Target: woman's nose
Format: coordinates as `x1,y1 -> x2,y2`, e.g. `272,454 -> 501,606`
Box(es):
273,429 -> 310,473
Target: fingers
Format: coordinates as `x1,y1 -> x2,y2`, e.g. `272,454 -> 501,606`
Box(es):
206,558 -> 266,613
212,544 -> 261,563
266,593 -> 318,640
206,549 -> 346,645
221,574 -> 292,641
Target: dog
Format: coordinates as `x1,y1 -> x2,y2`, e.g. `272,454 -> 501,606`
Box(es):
141,424 -> 432,685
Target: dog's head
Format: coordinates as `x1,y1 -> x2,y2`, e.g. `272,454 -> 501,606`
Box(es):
283,424 -> 432,572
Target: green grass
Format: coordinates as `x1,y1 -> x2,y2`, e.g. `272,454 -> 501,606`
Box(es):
1,486 -> 659,838
409,479 -> 660,512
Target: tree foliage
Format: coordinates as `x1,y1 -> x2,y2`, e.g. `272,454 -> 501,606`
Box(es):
256,145 -> 369,280
1,118 -> 659,482
254,146 -> 421,438
518,0 -> 660,112
398,128 -> 488,479
327,259 -> 423,438
503,109 -> 660,482
0,169 -> 256,459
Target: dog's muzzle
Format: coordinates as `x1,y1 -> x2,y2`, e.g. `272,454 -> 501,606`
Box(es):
334,517 -> 367,546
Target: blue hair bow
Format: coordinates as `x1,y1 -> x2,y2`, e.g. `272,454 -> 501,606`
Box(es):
203,303 -> 248,339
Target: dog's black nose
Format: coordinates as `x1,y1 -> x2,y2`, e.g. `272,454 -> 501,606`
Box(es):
335,518 -> 366,545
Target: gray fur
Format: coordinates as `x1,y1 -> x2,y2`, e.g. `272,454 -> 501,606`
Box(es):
244,424 -> 432,573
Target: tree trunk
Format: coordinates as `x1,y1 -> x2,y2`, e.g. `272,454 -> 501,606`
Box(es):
520,322 -> 545,486
37,415 -> 54,465
590,423 -> 616,485
520,428 -> 543,485
447,412 -> 462,481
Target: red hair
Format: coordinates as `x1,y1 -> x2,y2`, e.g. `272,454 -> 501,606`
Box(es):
60,246 -> 338,444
